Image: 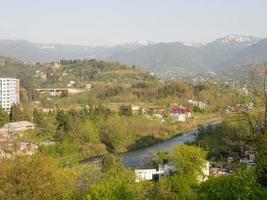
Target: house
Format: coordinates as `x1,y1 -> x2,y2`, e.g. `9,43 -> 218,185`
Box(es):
135,169 -> 157,182
245,102 -> 254,110
0,78 -> 20,112
0,141 -> 13,159
50,62 -> 61,69
170,107 -> 191,122
0,121 -> 35,138
19,141 -> 38,156
240,149 -> 257,168
40,72 -> 47,80
153,114 -> 163,119
131,105 -> 140,114
188,100 -> 206,109
240,87 -> 249,95
67,81 -> 76,88
85,84 -> 92,90
42,104 -> 55,113
135,164 -> 176,182
0,133 -> 7,142
0,130 -> 9,141
198,161 -> 210,182
135,161 -> 208,183
209,167 -> 230,176
0,141 -> 38,158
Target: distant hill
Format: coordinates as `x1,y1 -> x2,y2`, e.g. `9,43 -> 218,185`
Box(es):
0,35 -> 266,79
0,56 -> 157,89
217,38 -> 267,69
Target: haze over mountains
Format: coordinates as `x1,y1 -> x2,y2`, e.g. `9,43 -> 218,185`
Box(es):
0,34 -> 267,79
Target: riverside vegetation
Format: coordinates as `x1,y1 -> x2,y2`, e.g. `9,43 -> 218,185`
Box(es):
0,58 -> 266,199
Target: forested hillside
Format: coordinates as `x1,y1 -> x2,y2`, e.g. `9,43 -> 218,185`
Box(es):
0,56 -> 157,89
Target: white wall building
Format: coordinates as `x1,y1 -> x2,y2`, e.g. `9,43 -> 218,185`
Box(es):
0,78 -> 20,112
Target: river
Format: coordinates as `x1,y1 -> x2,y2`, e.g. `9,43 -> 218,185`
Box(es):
80,121 -> 220,168
122,128 -> 198,168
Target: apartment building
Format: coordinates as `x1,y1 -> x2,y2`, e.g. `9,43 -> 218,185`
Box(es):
0,78 -> 20,112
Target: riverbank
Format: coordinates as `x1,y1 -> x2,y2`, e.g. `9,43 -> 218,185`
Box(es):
126,114 -> 223,152
80,116 -> 223,167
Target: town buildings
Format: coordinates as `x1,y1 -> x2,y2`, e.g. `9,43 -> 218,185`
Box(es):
0,78 -> 20,112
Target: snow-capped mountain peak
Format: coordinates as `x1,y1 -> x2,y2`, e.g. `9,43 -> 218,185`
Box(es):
134,40 -> 154,46
217,34 -> 260,46
118,40 -> 154,49
39,45 -> 56,50
182,42 -> 203,47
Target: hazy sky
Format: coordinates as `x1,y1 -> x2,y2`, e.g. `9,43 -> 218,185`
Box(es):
0,0 -> 267,46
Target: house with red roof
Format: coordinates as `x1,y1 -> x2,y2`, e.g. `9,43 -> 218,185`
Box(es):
170,107 -> 192,122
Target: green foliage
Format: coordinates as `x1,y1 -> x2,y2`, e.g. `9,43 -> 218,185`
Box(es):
0,107 -> 8,127
169,144 -> 207,177
9,104 -> 30,122
98,86 -> 124,100
198,169 -> 267,200
157,82 -> 191,98
150,145 -> 207,200
32,108 -> 45,127
256,134 -> 267,186
0,155 -> 77,200
87,154 -> 136,200
100,114 -> 173,152
195,120 -> 252,160
0,56 -> 35,90
118,105 -> 132,116
159,174 -> 198,200
192,105 -> 203,113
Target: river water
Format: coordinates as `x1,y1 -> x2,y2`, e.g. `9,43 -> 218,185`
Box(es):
122,128 -> 199,168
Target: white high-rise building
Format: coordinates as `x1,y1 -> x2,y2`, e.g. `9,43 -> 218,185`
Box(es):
0,78 -> 20,112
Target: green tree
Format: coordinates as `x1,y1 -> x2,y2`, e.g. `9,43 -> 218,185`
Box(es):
0,155 -> 77,200
197,169 -> 267,200
0,107 -> 8,127
33,108 -> 45,128
169,144 -> 207,177
55,110 -> 70,142
9,104 -> 29,122
119,105 -> 132,117
86,154 -> 136,200
256,134 -> 267,186
156,145 -> 207,200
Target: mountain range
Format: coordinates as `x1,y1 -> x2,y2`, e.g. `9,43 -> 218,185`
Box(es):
0,34 -> 266,79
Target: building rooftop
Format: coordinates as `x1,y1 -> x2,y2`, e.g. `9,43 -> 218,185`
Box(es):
0,121 -> 35,134
170,107 -> 191,114
0,78 -> 19,80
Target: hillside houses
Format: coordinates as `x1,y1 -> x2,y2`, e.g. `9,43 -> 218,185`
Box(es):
0,141 -> 38,159
225,102 -> 254,113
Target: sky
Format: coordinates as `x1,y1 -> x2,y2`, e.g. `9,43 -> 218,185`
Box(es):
0,0 -> 267,46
